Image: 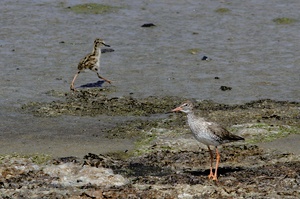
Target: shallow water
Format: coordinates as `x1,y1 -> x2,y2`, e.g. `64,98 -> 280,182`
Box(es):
0,0 -> 299,156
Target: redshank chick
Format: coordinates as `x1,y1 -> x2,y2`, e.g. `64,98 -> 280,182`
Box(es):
70,38 -> 112,91
172,100 -> 244,181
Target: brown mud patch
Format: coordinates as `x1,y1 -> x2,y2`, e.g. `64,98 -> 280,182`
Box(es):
1,144 -> 300,198
21,89 -> 300,142
21,88 -> 186,117
7,88 -> 299,198
21,89 -> 300,123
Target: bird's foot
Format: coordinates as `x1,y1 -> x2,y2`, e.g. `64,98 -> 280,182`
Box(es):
212,175 -> 218,181
105,79 -> 112,84
208,172 -> 214,180
208,172 -> 218,181
70,85 -> 76,92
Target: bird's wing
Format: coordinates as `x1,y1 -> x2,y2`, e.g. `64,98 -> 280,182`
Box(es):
78,55 -> 98,70
207,122 -> 244,142
87,56 -> 97,64
207,122 -> 230,137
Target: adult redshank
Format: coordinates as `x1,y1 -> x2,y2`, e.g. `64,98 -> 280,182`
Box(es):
70,38 -> 112,91
172,100 -> 244,181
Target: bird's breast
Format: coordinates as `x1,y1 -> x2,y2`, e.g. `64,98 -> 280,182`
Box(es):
188,119 -> 221,146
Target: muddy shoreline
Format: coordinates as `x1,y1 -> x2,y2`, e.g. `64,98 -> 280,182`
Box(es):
21,89 -> 300,143
1,89 -> 299,198
1,143 -> 300,198
1,0 -> 300,198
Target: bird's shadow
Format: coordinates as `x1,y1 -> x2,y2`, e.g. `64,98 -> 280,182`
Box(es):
79,80 -> 105,88
185,166 -> 244,177
101,48 -> 114,54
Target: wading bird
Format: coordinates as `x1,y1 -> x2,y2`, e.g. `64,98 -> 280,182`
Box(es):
70,38 -> 112,91
172,100 -> 244,181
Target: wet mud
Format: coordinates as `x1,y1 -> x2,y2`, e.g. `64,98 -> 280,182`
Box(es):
3,88 -> 297,198
1,143 -> 299,198
21,89 -> 300,139
1,0 -> 300,198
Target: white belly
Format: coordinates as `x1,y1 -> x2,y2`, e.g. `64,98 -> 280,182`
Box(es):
193,133 -> 220,146
189,123 -> 220,146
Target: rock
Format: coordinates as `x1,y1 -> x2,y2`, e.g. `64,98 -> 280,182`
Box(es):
141,23 -> 156,27
220,86 -> 232,91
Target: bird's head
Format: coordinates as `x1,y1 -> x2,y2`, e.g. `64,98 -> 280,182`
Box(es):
94,38 -> 110,47
171,100 -> 194,114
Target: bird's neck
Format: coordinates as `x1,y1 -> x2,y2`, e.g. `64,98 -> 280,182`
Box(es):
187,111 -> 205,122
186,112 -> 195,121
92,45 -> 101,59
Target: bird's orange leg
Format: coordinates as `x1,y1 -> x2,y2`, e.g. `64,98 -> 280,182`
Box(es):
70,71 -> 80,91
96,72 -> 112,84
207,146 -> 214,179
213,147 -> 220,181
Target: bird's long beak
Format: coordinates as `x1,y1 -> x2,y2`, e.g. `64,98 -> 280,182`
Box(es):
171,106 -> 182,112
104,43 -> 110,47
165,106 -> 182,114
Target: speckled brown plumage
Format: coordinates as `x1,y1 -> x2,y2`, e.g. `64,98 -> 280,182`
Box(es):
70,38 -> 112,91
172,100 -> 244,181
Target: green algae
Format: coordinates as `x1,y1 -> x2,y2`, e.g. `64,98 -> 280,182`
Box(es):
186,48 -> 201,55
230,123 -> 300,144
273,17 -> 296,25
68,3 -> 118,14
215,8 -> 230,13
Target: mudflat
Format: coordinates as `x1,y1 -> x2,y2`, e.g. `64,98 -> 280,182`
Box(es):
1,0 -> 300,198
